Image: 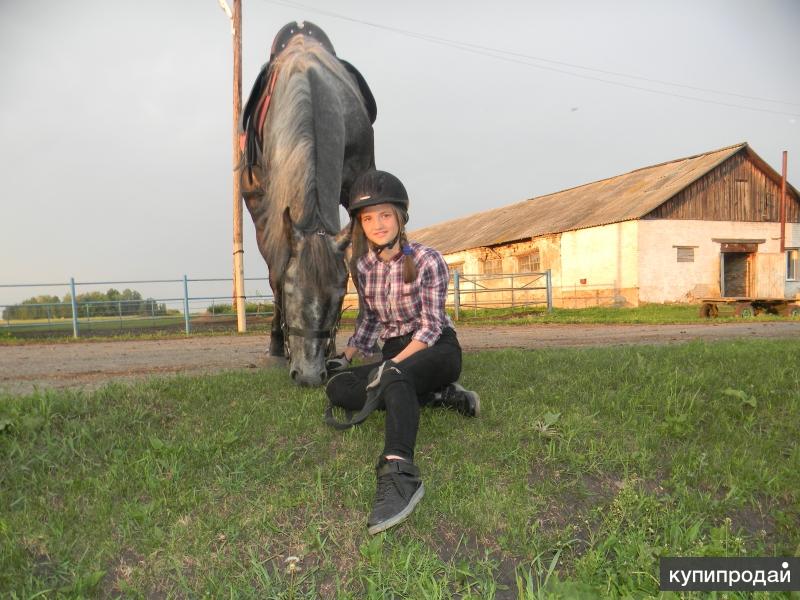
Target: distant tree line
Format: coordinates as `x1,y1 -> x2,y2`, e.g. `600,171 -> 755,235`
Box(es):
2,288 -> 167,320
206,301 -> 274,315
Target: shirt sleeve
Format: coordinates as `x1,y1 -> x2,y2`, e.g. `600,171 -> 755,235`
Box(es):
412,249 -> 449,347
347,273 -> 381,354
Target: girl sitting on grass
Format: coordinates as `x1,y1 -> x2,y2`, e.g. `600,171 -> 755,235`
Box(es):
325,169 -> 480,535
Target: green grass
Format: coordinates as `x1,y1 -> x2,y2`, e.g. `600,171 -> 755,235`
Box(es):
1,340 -> 799,598
450,303 -> 796,325
0,315 -> 188,339
0,316 -> 273,345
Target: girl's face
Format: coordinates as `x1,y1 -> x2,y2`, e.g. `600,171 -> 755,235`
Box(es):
359,203 -> 399,246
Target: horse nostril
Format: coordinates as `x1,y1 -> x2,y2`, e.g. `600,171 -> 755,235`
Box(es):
290,369 -> 299,381
320,370 -> 328,384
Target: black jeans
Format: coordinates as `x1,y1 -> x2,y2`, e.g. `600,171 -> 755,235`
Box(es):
326,327 -> 462,461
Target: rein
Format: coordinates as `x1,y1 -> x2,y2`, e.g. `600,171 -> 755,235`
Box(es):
256,68 -> 279,136
239,67 -> 279,154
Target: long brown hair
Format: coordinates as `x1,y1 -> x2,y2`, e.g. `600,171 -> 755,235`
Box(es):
351,205 -> 417,283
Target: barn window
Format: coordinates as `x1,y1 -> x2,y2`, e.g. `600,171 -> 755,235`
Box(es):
517,250 -> 541,272
676,246 -> 695,262
483,258 -> 503,275
788,249 -> 799,281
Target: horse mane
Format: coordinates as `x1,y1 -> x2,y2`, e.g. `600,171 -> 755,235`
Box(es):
262,37 -> 364,261
272,37 -> 362,99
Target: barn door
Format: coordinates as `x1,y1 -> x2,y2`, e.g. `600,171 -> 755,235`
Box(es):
754,253 -> 785,298
722,252 -> 750,297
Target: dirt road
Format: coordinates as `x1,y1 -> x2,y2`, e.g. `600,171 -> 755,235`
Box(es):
2,322 -> 799,396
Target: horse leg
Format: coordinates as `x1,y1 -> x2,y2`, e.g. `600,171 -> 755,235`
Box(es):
269,324 -> 285,356
269,285 -> 285,357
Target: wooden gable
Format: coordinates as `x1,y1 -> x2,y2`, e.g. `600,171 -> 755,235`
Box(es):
644,149 -> 800,222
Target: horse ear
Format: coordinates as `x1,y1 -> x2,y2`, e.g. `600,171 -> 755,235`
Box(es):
334,222 -> 352,253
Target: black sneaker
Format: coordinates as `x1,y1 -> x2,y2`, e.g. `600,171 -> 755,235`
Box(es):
435,383 -> 480,417
367,458 -> 425,535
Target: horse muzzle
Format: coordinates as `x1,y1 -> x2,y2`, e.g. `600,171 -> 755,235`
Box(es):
282,322 -> 340,386
289,363 -> 328,386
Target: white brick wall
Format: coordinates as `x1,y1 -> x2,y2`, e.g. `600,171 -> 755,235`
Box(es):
638,220 -> 788,302
436,219 -> 799,305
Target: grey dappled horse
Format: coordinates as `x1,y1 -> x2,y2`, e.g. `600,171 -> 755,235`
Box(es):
242,35 -> 374,386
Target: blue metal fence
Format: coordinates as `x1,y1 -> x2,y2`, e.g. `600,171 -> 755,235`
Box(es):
2,269 -> 553,338
0,276 -> 274,338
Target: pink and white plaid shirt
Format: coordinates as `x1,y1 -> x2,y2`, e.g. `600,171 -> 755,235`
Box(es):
347,242 -> 454,354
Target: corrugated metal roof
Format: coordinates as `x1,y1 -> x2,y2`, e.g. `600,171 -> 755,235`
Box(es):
410,143 -> 750,255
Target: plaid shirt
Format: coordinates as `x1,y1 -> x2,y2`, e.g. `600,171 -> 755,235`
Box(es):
347,242 -> 454,354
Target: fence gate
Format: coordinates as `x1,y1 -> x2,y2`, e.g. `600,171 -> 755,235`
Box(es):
451,270 -> 552,320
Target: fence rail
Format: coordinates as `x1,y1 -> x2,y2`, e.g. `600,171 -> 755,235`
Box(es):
0,276 -> 274,338
2,270 -> 552,338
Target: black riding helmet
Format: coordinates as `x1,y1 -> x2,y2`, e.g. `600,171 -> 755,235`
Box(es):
348,170 -> 409,223
270,21 -> 336,60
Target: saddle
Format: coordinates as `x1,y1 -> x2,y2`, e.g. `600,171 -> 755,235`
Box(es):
237,57 -> 377,203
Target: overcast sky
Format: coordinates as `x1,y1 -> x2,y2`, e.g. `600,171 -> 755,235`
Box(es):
1,0 -> 798,306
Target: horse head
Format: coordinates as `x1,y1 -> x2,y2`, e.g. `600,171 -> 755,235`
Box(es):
280,208 -> 351,386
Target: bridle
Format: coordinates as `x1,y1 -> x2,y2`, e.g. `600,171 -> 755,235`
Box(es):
279,229 -> 346,360
280,303 -> 342,360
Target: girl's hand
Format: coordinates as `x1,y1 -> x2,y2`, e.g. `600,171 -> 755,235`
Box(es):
391,339 -> 427,364
326,353 -> 351,373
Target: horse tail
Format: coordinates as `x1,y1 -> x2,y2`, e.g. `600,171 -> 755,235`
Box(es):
308,65 -> 345,235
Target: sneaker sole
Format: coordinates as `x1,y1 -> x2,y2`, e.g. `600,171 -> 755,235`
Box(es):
367,483 -> 425,535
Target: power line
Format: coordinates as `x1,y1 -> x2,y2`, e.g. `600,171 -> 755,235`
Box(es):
436,36 -> 799,108
263,0 -> 800,118
268,0 -> 799,108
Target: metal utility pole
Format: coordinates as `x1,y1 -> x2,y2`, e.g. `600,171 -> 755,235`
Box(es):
780,151 -> 787,253
220,0 -> 247,332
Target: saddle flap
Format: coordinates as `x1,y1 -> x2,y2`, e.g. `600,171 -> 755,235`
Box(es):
339,59 -> 377,124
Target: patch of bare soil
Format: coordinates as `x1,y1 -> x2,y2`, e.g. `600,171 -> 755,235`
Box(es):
1,322 -> 799,396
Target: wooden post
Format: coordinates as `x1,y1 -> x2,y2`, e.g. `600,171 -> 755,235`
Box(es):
231,0 -> 247,332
